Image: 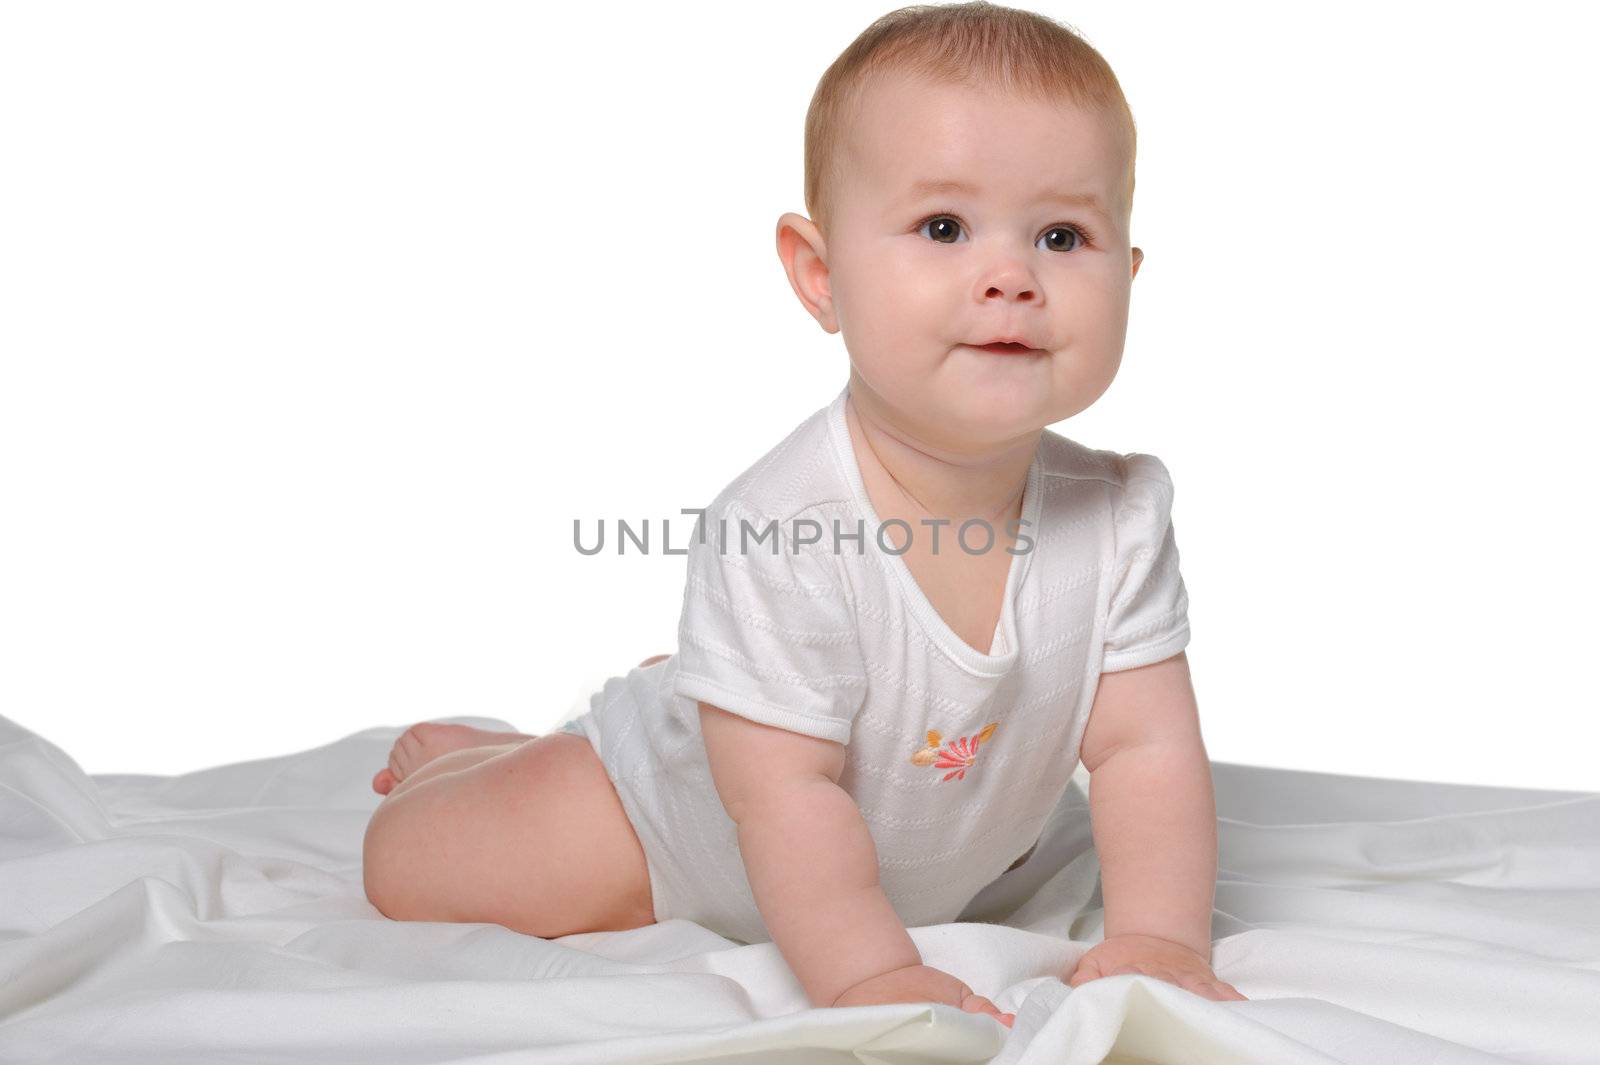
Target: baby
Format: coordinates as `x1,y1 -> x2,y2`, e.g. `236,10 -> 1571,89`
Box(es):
362,0 -> 1245,1025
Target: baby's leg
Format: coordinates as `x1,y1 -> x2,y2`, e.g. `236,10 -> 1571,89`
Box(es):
362,733 -> 656,937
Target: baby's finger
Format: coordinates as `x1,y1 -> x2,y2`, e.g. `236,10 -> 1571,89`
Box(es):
1183,975 -> 1245,1002
961,995 -> 1012,1027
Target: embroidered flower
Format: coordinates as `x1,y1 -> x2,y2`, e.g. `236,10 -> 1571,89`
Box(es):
910,723 -> 998,782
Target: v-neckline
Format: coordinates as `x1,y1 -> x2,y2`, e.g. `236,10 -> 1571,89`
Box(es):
825,385 -> 1042,678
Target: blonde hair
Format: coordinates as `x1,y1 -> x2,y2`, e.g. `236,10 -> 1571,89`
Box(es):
803,2 -> 1137,242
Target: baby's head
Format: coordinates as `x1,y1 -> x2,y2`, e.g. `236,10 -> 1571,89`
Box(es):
778,2 -> 1142,452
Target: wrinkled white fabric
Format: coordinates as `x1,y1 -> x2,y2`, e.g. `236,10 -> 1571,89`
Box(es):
2,711 -> 1597,1063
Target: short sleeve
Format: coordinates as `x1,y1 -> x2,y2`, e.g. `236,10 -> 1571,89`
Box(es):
1102,454 -> 1192,672
672,499 -> 868,745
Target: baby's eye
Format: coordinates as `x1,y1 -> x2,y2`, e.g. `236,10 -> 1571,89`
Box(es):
920,216 -> 965,244
915,214 -> 1091,252
1039,226 -> 1087,253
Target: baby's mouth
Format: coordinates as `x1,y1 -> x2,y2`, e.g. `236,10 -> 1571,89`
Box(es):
969,342 -> 1044,355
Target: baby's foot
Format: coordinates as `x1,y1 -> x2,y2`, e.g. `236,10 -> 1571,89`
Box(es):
370,655 -> 673,794
372,723 -> 531,796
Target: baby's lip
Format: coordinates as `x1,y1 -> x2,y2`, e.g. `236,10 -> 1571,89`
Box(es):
967,338 -> 1046,354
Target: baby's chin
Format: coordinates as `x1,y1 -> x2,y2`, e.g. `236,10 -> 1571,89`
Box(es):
948,362 -> 1080,421
904,377 -> 1070,446
854,351 -> 1091,440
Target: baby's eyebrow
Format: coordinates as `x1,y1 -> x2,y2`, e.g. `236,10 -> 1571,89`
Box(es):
902,177 -> 1106,218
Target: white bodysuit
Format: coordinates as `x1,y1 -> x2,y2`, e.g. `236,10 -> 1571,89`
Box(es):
558,383 -> 1190,944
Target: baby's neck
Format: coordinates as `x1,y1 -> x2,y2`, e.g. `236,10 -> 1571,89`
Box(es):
844,386 -> 1037,536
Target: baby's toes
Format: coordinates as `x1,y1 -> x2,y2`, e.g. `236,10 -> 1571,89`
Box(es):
374,725 -> 431,792
404,722 -> 481,762
388,721 -> 498,784
386,724 -> 434,783
374,720 -> 506,796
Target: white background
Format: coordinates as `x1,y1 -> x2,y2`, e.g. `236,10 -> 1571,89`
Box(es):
2,1 -> 1596,789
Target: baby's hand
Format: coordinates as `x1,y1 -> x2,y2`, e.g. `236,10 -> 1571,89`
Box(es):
1065,933 -> 1247,1002
831,964 -> 1015,1027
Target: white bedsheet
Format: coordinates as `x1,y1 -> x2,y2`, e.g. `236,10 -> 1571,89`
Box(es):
2,711 -> 1596,1064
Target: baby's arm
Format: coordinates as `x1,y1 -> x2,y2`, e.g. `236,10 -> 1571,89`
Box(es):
697,701 -> 918,1007
1078,651 -> 1216,958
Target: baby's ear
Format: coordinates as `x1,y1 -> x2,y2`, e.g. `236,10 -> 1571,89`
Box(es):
1130,246 -> 1145,280
775,213 -> 837,332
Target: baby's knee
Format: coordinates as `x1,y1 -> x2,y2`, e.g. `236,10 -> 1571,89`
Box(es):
362,808 -> 402,916
361,792 -> 441,919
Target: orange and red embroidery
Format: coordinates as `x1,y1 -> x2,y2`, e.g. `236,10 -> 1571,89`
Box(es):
910,723 -> 998,782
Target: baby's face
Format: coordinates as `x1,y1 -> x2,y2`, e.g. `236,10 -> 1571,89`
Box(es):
821,71 -> 1141,448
